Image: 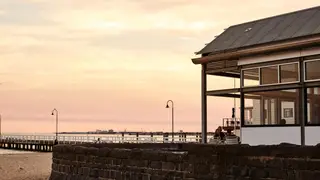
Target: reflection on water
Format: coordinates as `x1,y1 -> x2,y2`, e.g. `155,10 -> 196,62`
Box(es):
0,149 -> 34,154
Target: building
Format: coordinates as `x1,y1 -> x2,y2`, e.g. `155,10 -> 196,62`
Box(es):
192,6 -> 320,145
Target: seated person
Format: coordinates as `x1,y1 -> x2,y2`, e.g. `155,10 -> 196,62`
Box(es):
280,119 -> 286,125
214,126 -> 225,140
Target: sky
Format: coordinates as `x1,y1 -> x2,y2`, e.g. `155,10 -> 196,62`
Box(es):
0,0 -> 319,133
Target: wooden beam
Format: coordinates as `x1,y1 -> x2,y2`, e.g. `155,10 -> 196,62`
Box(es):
242,83 -> 300,93
207,72 -> 240,78
208,94 -> 240,98
206,66 -> 238,73
206,88 -> 240,96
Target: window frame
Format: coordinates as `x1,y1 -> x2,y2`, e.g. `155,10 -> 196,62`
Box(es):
279,62 -> 300,83
304,59 -> 320,82
241,67 -> 260,87
305,85 -> 320,126
283,108 -> 294,118
242,88 -> 301,127
260,64 -> 279,85
241,62 -> 300,88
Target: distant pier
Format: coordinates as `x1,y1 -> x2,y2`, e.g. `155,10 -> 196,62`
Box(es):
0,132 -> 215,152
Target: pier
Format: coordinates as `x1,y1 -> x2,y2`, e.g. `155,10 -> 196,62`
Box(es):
0,138 -> 54,152
0,132 -> 215,152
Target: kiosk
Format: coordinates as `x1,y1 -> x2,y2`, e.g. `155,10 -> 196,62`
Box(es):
192,6 -> 320,145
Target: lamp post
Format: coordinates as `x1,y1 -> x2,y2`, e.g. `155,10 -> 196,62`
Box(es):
166,100 -> 174,142
51,108 -> 59,144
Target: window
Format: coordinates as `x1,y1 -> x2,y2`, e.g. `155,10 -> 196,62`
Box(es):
307,87 -> 320,124
280,63 -> 299,83
244,97 -> 262,125
241,61 -> 300,87
260,66 -> 278,85
242,68 -> 259,87
244,88 -> 300,126
305,60 -> 320,81
244,108 -> 253,122
283,108 -> 293,118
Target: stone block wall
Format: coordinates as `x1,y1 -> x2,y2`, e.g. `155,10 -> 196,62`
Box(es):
50,143 -> 320,180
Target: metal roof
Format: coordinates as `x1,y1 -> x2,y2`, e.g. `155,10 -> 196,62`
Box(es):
197,6 -> 320,55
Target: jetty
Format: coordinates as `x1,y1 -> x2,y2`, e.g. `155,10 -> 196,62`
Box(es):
0,132 -> 217,152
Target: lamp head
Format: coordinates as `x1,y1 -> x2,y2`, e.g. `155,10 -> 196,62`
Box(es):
166,104 -> 169,108
51,112 -> 54,115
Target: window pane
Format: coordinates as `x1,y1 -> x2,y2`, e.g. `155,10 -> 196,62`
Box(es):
242,68 -> 259,87
244,96 -> 261,125
306,60 -> 320,81
280,63 -> 299,83
261,66 -> 278,85
244,89 -> 300,125
307,87 -> 320,124
281,101 -> 295,124
264,98 -> 277,125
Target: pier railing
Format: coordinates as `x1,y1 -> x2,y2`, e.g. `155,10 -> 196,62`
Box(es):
0,134 -> 204,144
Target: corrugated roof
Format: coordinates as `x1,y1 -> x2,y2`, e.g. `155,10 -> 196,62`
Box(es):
197,6 -> 320,55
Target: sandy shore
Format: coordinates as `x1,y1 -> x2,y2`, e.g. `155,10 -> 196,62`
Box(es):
0,152 -> 52,180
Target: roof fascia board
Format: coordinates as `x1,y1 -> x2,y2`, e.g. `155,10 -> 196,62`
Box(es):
192,35 -> 320,65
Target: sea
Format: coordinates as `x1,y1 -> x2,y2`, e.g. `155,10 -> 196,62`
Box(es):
0,149 -> 35,154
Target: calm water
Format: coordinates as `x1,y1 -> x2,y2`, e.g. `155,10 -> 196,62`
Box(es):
0,149 -> 35,154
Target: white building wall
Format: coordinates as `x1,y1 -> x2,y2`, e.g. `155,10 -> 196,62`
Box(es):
238,46 -> 320,66
241,127 -> 301,145
305,127 -> 320,145
241,127 -> 320,145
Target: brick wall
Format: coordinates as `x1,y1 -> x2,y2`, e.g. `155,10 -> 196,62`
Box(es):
49,143 -> 320,180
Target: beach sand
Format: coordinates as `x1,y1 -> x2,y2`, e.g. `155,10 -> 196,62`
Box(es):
0,152 -> 52,180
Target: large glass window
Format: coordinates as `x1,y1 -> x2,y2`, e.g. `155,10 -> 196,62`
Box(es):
307,87 -> 320,124
260,66 -> 278,85
280,63 -> 299,83
305,60 -> 320,81
242,68 -> 259,87
244,89 -> 300,126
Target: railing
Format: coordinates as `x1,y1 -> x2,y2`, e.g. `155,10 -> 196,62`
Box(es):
222,118 -> 241,129
0,134 -> 205,144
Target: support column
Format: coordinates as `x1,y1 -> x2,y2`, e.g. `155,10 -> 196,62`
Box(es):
299,60 -> 306,146
240,70 -> 244,143
201,64 -> 207,143
240,91 -> 244,140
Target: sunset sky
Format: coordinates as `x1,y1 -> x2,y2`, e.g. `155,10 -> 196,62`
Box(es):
0,0 -> 319,133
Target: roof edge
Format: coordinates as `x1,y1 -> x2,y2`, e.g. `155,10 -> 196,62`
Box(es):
196,6 -> 320,56
191,35 -> 320,64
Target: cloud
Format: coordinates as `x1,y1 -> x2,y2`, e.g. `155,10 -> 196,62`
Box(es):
0,0 -> 319,132
0,0 -> 55,26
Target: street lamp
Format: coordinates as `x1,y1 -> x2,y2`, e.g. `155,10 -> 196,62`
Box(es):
51,108 -> 59,144
166,100 -> 174,142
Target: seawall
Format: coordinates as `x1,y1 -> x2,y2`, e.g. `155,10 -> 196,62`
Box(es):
50,143 -> 320,180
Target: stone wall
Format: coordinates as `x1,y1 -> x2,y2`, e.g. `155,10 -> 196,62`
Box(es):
50,143 -> 320,180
